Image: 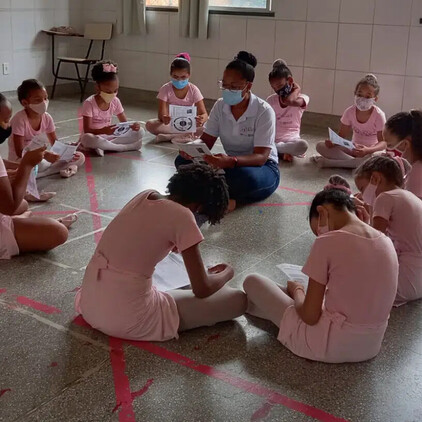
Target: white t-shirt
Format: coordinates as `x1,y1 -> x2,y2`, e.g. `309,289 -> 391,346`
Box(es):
204,94 -> 278,164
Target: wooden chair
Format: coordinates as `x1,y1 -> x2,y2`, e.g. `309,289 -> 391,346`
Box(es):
51,23 -> 113,102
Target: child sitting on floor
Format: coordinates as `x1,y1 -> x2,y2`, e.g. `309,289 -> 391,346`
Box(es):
266,59 -> 309,162
10,79 -> 85,179
146,53 -> 208,144
80,60 -> 144,156
313,74 -> 386,169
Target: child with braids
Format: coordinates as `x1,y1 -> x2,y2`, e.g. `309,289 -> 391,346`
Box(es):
80,60 -> 144,156
243,175 -> 398,363
355,155 -> 422,305
76,163 -> 246,341
314,74 -> 386,169
383,110 -> 422,199
267,59 -> 309,162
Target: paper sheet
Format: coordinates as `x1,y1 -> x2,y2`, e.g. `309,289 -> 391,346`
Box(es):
276,263 -> 309,288
170,105 -> 197,133
152,252 -> 190,292
328,127 -> 354,151
179,142 -> 212,160
50,141 -> 77,163
114,121 -> 137,137
26,167 -> 40,199
25,134 -> 48,152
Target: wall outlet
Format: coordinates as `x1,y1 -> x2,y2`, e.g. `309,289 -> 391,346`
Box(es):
2,63 -> 9,75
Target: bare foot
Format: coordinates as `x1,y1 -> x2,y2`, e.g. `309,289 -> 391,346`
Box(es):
282,153 -> 294,162
57,213 -> 78,229
25,192 -> 56,202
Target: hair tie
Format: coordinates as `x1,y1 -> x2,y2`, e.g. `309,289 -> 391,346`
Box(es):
103,63 -> 117,73
393,156 -> 405,177
324,184 -> 352,195
174,52 -> 191,63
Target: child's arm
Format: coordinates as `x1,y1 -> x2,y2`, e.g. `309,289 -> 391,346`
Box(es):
282,83 -> 306,108
195,100 -> 208,127
372,216 -> 389,233
116,112 -> 141,132
0,148 -> 45,215
43,131 -> 60,163
325,123 -> 352,151
181,243 -> 234,298
12,134 -> 25,159
353,131 -> 386,157
158,100 -> 170,125
83,116 -> 117,136
288,279 -> 325,326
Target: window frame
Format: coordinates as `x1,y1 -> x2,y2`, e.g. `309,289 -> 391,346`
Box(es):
146,0 -> 274,17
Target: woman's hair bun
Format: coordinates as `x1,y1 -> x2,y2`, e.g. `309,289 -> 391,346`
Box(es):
235,51 -> 257,68
272,58 -> 287,68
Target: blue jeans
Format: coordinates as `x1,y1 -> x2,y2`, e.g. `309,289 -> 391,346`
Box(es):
175,156 -> 280,204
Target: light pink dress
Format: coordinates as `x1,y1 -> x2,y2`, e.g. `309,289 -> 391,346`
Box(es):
405,161 -> 422,199
0,155 -> 19,259
266,93 -> 309,143
9,110 -> 55,161
340,105 -> 386,147
278,230 -> 398,363
373,188 -> 422,305
81,95 -> 124,132
75,190 -> 204,341
157,82 -> 203,106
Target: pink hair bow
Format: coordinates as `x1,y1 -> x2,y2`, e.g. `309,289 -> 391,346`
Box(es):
103,63 -> 117,73
393,156 -> 405,177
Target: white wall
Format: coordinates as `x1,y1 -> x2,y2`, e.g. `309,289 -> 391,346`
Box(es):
74,0 -> 421,117
0,0 -> 71,93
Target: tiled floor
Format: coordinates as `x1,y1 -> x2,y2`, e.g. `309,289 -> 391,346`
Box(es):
1,91 -> 421,422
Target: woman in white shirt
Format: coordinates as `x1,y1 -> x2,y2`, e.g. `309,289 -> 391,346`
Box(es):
176,51 -> 280,212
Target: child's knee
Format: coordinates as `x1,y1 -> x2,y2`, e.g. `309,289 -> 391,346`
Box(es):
146,120 -> 158,134
243,273 -> 263,293
51,223 -> 69,248
316,141 -> 326,155
80,133 -> 96,146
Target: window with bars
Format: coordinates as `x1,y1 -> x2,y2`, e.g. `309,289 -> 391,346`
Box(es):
146,0 -> 271,13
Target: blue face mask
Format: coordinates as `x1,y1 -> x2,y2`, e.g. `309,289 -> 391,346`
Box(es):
222,89 -> 244,106
172,78 -> 189,89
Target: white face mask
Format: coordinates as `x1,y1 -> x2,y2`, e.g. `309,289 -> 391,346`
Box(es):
362,181 -> 378,207
29,100 -> 49,115
354,95 -> 375,112
100,91 -> 117,104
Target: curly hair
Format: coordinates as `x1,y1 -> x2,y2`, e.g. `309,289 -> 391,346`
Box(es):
355,73 -> 380,96
226,50 -> 257,82
354,155 -> 404,187
268,59 -> 292,81
167,164 -> 229,225
91,60 -> 118,83
17,79 -> 45,103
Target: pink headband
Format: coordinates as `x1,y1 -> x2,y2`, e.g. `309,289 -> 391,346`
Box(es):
324,184 -> 352,195
393,156 -> 405,177
103,63 -> 117,73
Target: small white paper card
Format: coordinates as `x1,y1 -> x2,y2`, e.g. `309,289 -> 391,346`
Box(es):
152,252 -> 190,292
114,121 -> 137,137
169,105 -> 197,133
179,142 -> 212,159
328,128 -> 354,151
26,167 -> 40,199
50,141 -> 77,163
276,263 -> 309,288
25,134 -> 48,152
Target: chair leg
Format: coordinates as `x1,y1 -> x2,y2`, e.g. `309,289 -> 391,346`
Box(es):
51,60 -> 62,99
74,63 -> 84,102
81,64 -> 91,103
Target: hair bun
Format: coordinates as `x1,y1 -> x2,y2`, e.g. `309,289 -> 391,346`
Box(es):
364,73 -> 378,83
324,175 -> 352,194
176,52 -> 191,62
235,51 -> 257,68
272,58 -> 287,68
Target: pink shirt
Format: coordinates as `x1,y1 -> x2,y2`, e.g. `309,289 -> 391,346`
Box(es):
81,95 -> 124,131
0,155 -> 6,177
157,82 -> 203,106
77,190 -> 204,341
266,93 -> 309,143
340,105 -> 386,147
405,161 -> 422,199
373,188 -> 422,255
9,110 -> 55,161
303,230 -> 398,325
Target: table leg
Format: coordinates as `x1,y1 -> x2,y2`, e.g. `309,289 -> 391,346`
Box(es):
51,35 -> 56,77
